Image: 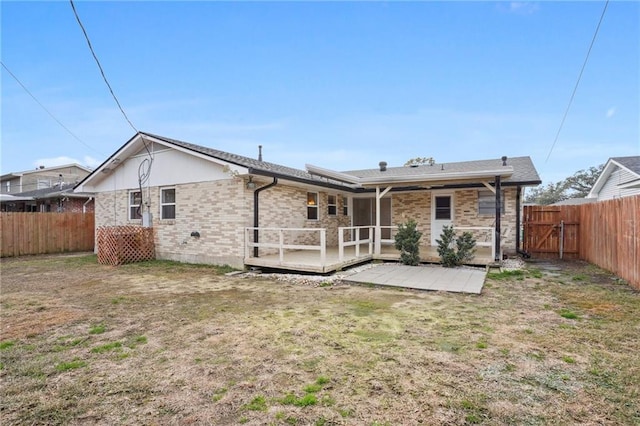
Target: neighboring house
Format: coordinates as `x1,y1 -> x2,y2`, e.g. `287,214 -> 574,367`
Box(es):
0,182 -> 95,213
75,132 -> 541,271
551,198 -> 597,206
0,164 -> 92,195
587,156 -> 640,201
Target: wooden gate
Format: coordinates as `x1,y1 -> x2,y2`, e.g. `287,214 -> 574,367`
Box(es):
523,206 -> 580,259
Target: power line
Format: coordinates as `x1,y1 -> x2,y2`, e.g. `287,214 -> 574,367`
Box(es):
545,0 -> 610,163
1,61 -> 102,155
69,0 -> 138,134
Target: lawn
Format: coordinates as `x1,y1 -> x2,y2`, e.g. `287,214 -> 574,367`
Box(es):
0,255 -> 638,425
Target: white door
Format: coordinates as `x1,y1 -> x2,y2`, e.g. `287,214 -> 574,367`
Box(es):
431,194 -> 453,245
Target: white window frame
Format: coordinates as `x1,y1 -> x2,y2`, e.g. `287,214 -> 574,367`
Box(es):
307,192 -> 318,220
327,194 -> 337,216
478,190 -> 505,216
160,187 -> 176,220
342,195 -> 349,216
129,190 -> 142,220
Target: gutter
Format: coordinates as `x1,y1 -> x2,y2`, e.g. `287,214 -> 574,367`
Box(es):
253,177 -> 278,258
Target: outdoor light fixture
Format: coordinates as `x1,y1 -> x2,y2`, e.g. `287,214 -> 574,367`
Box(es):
246,176 -> 256,190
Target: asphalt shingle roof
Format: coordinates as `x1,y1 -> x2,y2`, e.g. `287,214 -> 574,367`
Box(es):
343,156 -> 541,184
143,133 -> 541,188
144,132 -> 339,185
17,183 -> 78,198
612,156 -> 640,175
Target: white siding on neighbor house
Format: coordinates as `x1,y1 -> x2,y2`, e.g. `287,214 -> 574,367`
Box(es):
597,167 -> 640,201
91,148 -> 233,192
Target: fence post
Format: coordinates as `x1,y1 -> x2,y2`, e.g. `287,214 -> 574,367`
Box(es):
338,227 -> 344,261
559,220 -> 564,260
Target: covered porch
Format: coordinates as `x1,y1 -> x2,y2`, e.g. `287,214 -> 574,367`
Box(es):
244,225 -> 495,273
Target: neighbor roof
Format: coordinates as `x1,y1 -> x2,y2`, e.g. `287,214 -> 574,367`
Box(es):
18,182 -> 92,199
0,163 -> 92,180
611,156 -> 640,175
588,155 -> 640,197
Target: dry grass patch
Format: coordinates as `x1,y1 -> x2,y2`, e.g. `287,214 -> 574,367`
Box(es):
0,255 -> 638,425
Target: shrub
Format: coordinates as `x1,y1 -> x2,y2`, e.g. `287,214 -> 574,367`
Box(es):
436,226 -> 476,267
394,219 -> 422,266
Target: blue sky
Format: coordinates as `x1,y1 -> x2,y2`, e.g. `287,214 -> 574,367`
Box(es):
2,1 -> 638,185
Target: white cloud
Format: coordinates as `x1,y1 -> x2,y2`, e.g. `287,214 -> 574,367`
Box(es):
606,107 -> 616,118
501,2 -> 540,15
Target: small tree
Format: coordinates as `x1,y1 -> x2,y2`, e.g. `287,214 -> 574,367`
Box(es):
394,219 -> 422,266
436,225 -> 476,267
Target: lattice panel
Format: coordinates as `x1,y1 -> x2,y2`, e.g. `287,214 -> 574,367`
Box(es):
97,226 -> 155,266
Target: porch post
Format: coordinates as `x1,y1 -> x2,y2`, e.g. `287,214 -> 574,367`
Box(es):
494,175 -> 501,261
374,185 -> 393,256
375,186 -> 381,255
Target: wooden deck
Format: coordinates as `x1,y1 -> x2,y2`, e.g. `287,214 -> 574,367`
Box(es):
244,244 -> 494,274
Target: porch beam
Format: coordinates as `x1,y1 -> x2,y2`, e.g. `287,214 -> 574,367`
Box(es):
494,176 -> 501,261
482,181 -> 496,193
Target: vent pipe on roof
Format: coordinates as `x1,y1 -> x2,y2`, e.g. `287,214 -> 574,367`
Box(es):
502,156 -> 508,166
379,161 -> 387,172
258,145 -> 263,162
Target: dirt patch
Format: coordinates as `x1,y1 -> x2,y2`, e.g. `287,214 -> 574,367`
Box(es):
0,255 -> 638,425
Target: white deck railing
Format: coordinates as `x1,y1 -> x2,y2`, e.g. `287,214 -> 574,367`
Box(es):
245,227 -> 326,265
453,226 -> 495,261
337,226 -> 374,261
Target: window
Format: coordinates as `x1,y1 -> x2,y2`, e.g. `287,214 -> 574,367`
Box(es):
129,191 -> 142,220
327,195 -> 337,216
478,190 -> 505,216
342,196 -> 348,216
307,192 -> 318,220
5,181 -> 10,193
161,188 -> 176,219
37,179 -> 51,189
435,196 -> 451,220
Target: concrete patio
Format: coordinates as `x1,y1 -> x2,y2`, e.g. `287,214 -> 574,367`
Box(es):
343,263 -> 487,294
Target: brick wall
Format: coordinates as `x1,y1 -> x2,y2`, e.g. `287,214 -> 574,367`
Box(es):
94,177 -> 353,267
62,198 -> 94,213
389,188 -> 518,253
252,182 -> 350,248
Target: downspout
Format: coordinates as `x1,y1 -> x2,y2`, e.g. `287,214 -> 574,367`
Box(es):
515,186 -> 531,258
515,186 -> 521,253
83,197 -> 93,214
494,175 -> 501,261
253,177 -> 278,258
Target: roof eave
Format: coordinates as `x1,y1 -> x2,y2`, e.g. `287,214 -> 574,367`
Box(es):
248,167 -> 358,192
358,168 -> 515,187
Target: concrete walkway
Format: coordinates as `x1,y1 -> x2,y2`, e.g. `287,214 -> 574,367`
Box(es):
343,264 -> 486,294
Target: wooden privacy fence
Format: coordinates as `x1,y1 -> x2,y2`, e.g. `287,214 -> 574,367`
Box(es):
0,212 -> 95,257
524,196 -> 640,290
523,206 -> 580,259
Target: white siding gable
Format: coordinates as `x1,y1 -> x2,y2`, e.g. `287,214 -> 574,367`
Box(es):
91,147 -> 235,193
597,166 -> 640,200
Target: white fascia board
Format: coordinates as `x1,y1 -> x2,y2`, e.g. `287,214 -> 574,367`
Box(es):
305,164 -> 363,185
358,168 -> 514,186
587,159 -> 616,198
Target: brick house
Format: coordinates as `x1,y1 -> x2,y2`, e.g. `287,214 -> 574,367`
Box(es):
0,182 -> 95,213
75,132 -> 541,271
